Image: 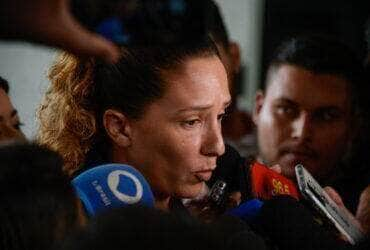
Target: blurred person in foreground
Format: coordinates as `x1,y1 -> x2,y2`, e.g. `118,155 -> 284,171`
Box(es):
60,205 -> 268,250
0,142 -> 84,250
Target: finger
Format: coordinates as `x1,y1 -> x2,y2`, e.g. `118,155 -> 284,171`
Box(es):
323,186 -> 344,206
270,164 -> 282,174
356,185 -> 370,234
228,191 -> 242,207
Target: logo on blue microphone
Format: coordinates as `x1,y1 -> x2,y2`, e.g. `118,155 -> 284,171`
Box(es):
107,170 -> 143,204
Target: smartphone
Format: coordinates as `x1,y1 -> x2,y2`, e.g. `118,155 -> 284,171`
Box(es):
295,164 -> 364,245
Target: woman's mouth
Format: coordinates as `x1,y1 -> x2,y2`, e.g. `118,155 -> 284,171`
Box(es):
194,170 -> 213,182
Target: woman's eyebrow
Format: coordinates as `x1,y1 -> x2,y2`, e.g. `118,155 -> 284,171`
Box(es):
176,104 -> 214,113
177,100 -> 231,113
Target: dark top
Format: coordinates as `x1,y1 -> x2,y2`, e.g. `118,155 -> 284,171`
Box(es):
257,196 -> 370,250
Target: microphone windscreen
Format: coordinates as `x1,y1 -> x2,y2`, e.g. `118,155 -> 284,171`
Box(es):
72,163 -> 154,216
250,162 -> 300,200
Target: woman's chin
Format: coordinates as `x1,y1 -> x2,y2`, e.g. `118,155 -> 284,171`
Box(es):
176,182 -> 207,199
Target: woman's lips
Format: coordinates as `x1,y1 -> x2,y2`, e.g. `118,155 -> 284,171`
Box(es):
194,170 -> 213,182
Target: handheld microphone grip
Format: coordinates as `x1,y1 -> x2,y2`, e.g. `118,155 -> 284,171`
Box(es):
226,199 -> 264,223
72,163 -> 154,216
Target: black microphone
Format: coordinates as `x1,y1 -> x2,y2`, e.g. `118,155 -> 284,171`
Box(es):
211,145 -> 300,203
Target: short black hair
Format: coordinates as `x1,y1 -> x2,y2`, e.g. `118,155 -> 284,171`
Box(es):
0,76 -> 9,93
0,142 -> 79,250
266,35 -> 365,114
269,35 -> 362,83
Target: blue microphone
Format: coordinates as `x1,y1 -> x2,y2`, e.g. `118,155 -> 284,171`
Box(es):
225,199 -> 264,223
72,163 -> 155,216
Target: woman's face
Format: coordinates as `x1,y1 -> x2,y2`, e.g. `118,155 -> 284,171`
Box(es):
124,55 -> 230,199
0,88 -> 25,141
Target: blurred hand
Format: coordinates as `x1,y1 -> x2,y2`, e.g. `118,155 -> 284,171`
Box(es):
324,186 -> 346,207
324,186 -> 365,240
270,164 -> 282,174
356,185 -> 370,235
0,0 -> 120,63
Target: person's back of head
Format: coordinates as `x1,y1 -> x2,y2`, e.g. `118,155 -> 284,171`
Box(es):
0,142 -> 80,250
61,205 -> 269,250
61,206 -> 224,250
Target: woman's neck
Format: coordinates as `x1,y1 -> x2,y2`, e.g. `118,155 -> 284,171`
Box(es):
154,194 -> 171,211
111,147 -> 172,211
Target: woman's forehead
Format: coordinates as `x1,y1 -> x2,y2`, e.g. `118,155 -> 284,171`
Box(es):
157,56 -> 230,110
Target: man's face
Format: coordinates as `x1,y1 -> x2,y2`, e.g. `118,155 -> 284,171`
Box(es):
253,64 -> 353,182
124,55 -> 231,199
0,88 -> 25,141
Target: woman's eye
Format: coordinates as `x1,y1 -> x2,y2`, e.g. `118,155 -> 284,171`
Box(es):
182,119 -> 201,128
13,122 -> 24,131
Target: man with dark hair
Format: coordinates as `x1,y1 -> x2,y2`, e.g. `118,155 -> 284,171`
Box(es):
0,76 -> 25,142
253,35 -> 364,191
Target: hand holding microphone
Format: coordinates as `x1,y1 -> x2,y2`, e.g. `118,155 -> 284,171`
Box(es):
72,163 -> 154,216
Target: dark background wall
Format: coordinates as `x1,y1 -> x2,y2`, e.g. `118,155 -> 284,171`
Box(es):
261,0 -> 370,87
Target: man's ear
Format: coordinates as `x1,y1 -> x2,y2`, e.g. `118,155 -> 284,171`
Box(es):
228,41 -> 241,75
253,90 -> 265,125
103,109 -> 132,147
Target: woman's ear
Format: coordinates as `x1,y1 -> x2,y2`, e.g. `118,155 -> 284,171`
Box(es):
103,109 -> 132,147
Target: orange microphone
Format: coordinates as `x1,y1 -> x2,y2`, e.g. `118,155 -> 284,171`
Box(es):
249,161 -> 300,200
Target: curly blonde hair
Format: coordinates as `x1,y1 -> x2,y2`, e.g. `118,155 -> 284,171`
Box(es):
37,53 -> 97,175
